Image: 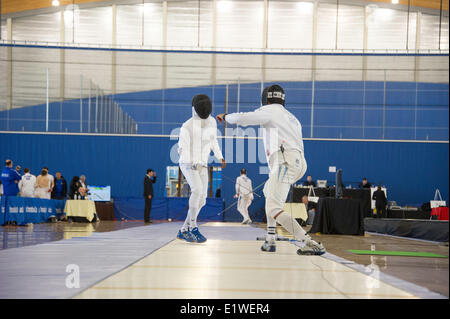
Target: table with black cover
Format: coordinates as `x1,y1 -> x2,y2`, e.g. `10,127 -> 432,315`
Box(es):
292,187 -> 372,217
310,197 -> 365,235
387,209 -> 430,219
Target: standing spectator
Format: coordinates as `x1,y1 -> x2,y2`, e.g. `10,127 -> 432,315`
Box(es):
19,168 -> 36,198
35,169 -> 52,199
43,166 -> 55,192
372,186 -> 387,218
1,159 -> 21,196
301,195 -> 317,225
68,176 -> 82,199
143,169 -> 157,224
359,178 -> 372,189
52,172 -> 68,199
303,175 -> 316,187
79,175 -> 89,199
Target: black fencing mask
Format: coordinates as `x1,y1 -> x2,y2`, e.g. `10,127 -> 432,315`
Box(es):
192,94 -> 212,119
262,85 -> 285,106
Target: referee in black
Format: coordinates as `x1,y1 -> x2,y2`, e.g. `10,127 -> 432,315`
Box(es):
143,169 -> 157,224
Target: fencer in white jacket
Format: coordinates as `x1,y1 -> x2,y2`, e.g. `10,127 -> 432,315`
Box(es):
18,169 -> 36,198
234,168 -> 253,224
217,85 -> 325,255
177,94 -> 226,243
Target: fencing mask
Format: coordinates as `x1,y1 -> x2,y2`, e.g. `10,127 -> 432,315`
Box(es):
261,84 -> 285,106
192,94 -> 212,119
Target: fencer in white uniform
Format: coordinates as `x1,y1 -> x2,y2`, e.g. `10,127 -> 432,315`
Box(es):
177,94 -> 226,243
217,85 -> 325,255
18,169 -> 36,198
235,168 -> 253,224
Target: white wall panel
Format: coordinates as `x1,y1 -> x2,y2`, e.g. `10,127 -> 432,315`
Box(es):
407,12 -> 417,50
440,14 -> 449,50
337,5 -> 364,50
215,54 -> 263,83
117,5 -> 143,46
166,52 -> 212,87
12,12 -> 61,43
116,52 -> 164,93
316,3 -> 337,49
0,47 -> 7,110
265,55 -> 313,81
143,2 -> 163,47
11,47 -> 60,108
74,7 -> 112,45
315,55 -> 363,81
216,0 -> 264,49
198,0 -> 214,48
1,19 -> 7,40
367,7 -> 408,50
267,1 -> 314,50
65,50 -> 112,98
167,1 -> 199,47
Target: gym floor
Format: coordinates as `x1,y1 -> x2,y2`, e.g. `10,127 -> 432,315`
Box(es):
0,220 -> 448,299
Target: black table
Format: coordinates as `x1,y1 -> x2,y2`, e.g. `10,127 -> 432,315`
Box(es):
310,198 -> 365,235
292,187 -> 372,217
387,209 -> 430,220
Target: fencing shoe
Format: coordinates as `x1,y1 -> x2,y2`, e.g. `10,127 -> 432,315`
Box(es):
261,239 -> 276,252
190,227 -> 207,243
295,236 -> 326,256
177,229 -> 194,243
242,218 -> 252,224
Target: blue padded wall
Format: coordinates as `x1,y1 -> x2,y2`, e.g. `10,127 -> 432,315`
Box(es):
0,133 -> 448,221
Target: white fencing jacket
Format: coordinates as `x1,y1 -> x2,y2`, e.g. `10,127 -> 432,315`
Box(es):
225,103 -> 304,163
235,175 -> 253,196
19,173 -> 36,195
178,108 -> 224,166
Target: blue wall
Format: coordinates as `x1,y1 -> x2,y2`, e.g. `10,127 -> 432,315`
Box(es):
1,81 -> 448,141
0,133 -> 448,221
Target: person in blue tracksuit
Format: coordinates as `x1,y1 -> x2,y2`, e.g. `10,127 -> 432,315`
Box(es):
0,159 -> 21,196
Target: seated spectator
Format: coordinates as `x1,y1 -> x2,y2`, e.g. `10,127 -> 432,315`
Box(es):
301,195 -> 317,225
68,176 -> 82,199
19,168 -> 36,198
303,175 -> 316,187
1,159 -> 21,196
35,169 -> 52,199
51,172 -> 68,200
358,178 -> 372,189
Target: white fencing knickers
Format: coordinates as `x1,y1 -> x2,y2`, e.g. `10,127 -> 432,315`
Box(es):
237,194 -> 253,221
263,149 -> 308,241
180,163 -> 208,231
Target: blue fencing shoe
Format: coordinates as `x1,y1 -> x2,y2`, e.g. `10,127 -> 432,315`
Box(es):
190,227 -> 207,243
260,240 -> 276,252
177,229 -> 194,242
